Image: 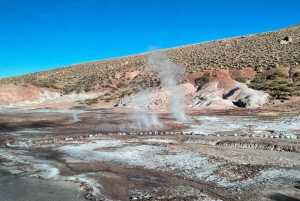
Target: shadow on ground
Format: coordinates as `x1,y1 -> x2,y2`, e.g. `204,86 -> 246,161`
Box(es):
269,193 -> 300,201
0,121 -> 63,132
0,123 -> 18,132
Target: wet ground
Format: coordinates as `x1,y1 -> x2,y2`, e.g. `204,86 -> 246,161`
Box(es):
0,108 -> 300,201
0,174 -> 85,201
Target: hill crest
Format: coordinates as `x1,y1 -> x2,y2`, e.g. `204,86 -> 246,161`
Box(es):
0,23 -> 300,108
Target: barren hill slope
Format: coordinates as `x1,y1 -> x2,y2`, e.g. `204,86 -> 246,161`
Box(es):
0,23 -> 300,108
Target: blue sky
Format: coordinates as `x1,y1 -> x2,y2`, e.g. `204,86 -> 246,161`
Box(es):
0,0 -> 300,78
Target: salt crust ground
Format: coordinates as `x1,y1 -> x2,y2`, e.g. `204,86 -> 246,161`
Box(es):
1,108 -> 300,200
2,134 -> 299,200
56,140 -> 300,191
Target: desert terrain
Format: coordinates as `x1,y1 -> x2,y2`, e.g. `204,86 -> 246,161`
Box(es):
0,24 -> 300,201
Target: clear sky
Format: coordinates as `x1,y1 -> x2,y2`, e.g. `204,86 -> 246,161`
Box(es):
0,0 -> 300,78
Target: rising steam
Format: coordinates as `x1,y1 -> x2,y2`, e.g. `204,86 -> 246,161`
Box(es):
128,52 -> 189,129
129,90 -> 162,129
71,112 -> 80,122
130,112 -> 162,129
145,53 -> 188,121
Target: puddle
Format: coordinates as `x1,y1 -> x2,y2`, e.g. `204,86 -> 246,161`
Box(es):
8,169 -> 24,175
156,176 -> 169,183
48,153 -> 105,174
46,152 -> 120,176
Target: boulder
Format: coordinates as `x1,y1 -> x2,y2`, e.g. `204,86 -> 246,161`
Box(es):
280,36 -> 292,44
113,98 -> 127,107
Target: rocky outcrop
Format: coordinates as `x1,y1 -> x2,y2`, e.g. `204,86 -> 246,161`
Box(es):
280,36 -> 292,44
234,97 -> 250,107
189,80 -> 269,109
0,83 -> 100,108
230,86 -> 269,108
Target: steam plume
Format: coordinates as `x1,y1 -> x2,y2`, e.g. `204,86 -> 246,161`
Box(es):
128,52 -> 189,129
129,91 -> 162,129
71,112 -> 80,122
145,53 -> 188,121
130,112 -> 162,129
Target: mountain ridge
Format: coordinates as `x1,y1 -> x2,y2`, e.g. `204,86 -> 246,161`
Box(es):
1,23 -> 299,84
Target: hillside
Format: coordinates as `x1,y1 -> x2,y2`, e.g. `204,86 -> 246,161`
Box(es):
0,23 -> 300,107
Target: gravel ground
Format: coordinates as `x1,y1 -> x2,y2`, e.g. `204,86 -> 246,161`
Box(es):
0,175 -> 85,201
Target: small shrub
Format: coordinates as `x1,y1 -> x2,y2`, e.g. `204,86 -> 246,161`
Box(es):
268,81 -> 279,88
294,72 -> 300,77
270,91 -> 288,99
104,97 -> 114,103
251,78 -> 264,83
279,86 -> 294,93
294,92 -> 300,96
85,98 -> 99,105
43,83 -> 50,88
84,87 -> 91,92
51,85 -> 59,89
129,81 -> 137,86
286,83 -> 296,87
119,94 -> 125,98
274,72 -> 284,77
117,83 -> 127,88
195,75 -> 210,86
234,77 -> 247,83
248,83 -> 266,90
267,72 -> 285,80
248,78 -> 267,90
277,81 -> 288,84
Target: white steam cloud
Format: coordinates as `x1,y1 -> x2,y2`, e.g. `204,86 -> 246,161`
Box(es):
129,90 -> 162,129
71,112 -> 80,122
128,52 -> 189,129
130,112 -> 162,129
145,53 -> 188,121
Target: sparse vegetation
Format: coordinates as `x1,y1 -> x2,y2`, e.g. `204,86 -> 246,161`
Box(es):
267,72 -> 285,80
234,77 -> 247,83
42,83 -> 51,88
117,83 -> 127,88
286,83 -> 296,87
0,24 -> 299,102
248,78 -> 267,91
195,75 -> 210,87
111,88 -> 117,93
104,97 -> 116,103
85,98 -> 99,105
248,75 -> 300,99
294,72 -> 300,77
84,87 -> 92,92
277,80 -> 288,84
